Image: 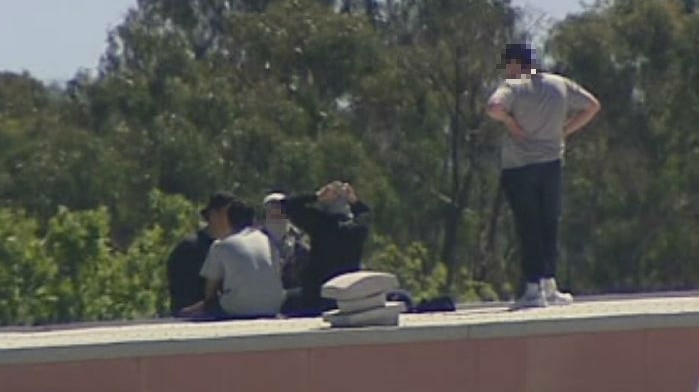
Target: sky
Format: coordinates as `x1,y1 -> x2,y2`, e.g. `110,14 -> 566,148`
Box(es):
0,0 -> 585,83
513,0 -> 588,21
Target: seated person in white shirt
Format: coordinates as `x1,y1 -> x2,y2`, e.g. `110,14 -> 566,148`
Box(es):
180,197 -> 285,320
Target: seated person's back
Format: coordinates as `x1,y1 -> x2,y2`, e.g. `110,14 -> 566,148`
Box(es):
200,211 -> 285,318
167,192 -> 235,315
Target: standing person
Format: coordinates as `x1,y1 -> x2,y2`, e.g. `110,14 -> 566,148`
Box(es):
281,181 -> 371,316
166,191 -> 234,316
486,43 -> 601,308
180,198 -> 285,319
260,192 -> 310,290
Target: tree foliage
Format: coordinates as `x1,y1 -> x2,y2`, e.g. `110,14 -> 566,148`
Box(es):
0,0 -> 697,325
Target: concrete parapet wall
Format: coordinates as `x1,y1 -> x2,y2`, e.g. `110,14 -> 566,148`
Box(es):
1,296 -> 699,392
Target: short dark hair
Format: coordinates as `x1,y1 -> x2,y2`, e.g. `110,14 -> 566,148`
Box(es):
502,43 -> 536,67
200,191 -> 235,220
227,198 -> 254,228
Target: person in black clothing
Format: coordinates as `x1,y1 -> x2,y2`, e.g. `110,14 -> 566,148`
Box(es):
280,181 -> 371,317
166,191 -> 234,316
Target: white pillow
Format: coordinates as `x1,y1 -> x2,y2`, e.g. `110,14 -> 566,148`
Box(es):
321,271 -> 399,301
323,302 -> 404,327
337,292 -> 386,314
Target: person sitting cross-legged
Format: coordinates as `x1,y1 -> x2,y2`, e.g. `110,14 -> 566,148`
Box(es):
167,191 -> 234,317
180,197 -> 285,320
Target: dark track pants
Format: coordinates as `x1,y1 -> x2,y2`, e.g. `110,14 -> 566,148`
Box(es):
501,159 -> 562,284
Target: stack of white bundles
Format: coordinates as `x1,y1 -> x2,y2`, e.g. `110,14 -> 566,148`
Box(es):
321,271 -> 405,328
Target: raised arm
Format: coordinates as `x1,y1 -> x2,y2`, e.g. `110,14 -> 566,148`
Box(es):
342,183 -> 371,225
283,183 -> 344,233
282,194 -> 324,234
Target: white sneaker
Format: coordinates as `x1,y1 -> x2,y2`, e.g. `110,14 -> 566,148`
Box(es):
541,278 -> 574,306
545,290 -> 574,306
511,284 -> 547,309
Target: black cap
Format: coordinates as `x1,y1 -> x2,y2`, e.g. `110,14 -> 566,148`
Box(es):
501,43 -> 536,67
200,191 -> 235,218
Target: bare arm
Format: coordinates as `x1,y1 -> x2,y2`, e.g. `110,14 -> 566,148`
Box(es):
178,278 -> 221,317
565,98 -> 601,138
180,239 -> 225,318
486,104 -> 526,141
204,278 -> 221,305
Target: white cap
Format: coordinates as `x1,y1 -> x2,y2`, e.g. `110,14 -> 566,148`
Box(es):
263,192 -> 286,206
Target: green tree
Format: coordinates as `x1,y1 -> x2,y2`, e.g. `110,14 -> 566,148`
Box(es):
548,0 -> 699,293
0,209 -> 57,325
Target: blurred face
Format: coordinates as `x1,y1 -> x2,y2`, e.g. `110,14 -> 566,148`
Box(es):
264,202 -> 286,221
202,205 -> 232,238
206,206 -> 228,225
322,188 -> 340,204
505,60 -> 523,79
264,202 -> 288,239
318,181 -> 344,205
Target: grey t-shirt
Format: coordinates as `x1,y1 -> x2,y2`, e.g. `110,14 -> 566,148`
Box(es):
488,72 -> 596,169
200,227 -> 284,317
